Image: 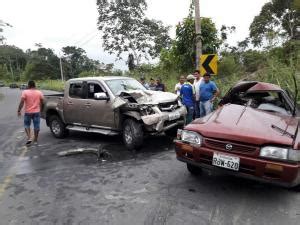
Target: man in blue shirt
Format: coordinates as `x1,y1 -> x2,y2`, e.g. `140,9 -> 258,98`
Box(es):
199,73 -> 220,117
180,74 -> 195,124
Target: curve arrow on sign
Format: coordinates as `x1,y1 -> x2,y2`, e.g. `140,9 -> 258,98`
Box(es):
202,54 -> 215,74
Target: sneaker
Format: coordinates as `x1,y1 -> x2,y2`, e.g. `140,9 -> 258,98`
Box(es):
25,140 -> 32,146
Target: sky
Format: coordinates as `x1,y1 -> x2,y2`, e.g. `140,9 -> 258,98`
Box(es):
0,0 -> 269,70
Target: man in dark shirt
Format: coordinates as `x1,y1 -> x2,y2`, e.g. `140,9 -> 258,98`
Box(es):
155,78 -> 166,92
148,78 -> 156,91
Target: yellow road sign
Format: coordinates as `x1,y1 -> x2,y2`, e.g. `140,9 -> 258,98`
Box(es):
199,54 -> 218,76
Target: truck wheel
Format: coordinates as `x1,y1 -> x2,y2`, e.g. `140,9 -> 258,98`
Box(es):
187,163 -> 202,175
49,115 -> 68,138
123,119 -> 144,150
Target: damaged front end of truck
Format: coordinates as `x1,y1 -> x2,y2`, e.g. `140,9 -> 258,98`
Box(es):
112,90 -> 187,133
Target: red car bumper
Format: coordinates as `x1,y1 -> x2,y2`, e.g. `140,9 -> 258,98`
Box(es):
175,141 -> 300,187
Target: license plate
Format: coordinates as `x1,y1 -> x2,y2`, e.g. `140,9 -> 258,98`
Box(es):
168,112 -> 180,121
212,153 -> 240,171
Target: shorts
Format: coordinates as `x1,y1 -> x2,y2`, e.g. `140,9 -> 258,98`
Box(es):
24,113 -> 41,130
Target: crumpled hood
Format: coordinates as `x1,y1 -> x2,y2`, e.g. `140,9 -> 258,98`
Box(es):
119,90 -> 178,104
187,104 -> 298,146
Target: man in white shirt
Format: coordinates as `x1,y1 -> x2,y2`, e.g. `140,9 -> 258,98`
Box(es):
174,75 -> 185,96
193,70 -> 203,118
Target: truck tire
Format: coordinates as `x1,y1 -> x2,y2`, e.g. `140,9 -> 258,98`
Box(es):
187,163 -> 202,175
49,115 -> 68,138
123,119 -> 144,150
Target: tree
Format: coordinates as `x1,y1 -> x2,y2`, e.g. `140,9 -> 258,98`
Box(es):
0,45 -> 27,80
62,46 -> 90,78
96,0 -> 171,68
0,20 -> 12,44
24,47 -> 60,80
249,0 -> 300,47
160,16 -> 220,73
127,54 -> 135,71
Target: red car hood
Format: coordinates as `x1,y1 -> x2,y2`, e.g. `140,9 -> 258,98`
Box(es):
187,104 -> 298,146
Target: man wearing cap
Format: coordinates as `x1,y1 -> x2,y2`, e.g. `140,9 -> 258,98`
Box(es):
199,73 -> 219,117
180,74 -> 195,124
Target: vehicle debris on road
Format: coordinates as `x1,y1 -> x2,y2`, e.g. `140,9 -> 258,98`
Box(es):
57,145 -> 112,161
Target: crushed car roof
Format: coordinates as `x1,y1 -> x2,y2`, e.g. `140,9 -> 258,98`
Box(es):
232,81 -> 282,92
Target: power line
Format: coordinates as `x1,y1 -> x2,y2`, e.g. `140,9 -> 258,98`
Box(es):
73,30 -> 98,46
79,33 -> 98,48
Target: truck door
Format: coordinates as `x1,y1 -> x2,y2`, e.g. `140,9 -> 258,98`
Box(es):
82,81 -> 116,129
63,81 -> 86,125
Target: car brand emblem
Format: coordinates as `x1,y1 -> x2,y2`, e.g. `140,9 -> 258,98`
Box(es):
225,144 -> 233,151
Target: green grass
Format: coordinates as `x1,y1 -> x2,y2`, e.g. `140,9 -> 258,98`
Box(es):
37,80 -> 65,92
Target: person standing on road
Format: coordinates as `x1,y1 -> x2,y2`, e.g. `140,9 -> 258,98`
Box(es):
193,70 -> 203,118
199,73 -> 219,117
180,74 -> 195,124
17,80 -> 44,145
155,78 -> 166,92
174,75 -> 185,96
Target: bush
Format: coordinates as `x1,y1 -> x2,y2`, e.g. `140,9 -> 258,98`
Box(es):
241,50 -> 267,73
218,55 -> 242,77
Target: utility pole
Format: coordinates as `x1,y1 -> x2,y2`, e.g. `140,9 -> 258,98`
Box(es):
195,0 -> 202,70
59,57 -> 64,82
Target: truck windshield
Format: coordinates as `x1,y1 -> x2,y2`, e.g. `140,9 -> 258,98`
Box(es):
105,79 -> 146,95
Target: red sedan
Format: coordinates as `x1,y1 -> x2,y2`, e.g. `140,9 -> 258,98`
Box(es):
175,81 -> 300,187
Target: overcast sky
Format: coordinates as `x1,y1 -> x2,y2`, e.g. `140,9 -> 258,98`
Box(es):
1,0 -> 269,70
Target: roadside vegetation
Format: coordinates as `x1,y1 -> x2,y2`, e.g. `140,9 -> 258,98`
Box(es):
0,0 -> 299,102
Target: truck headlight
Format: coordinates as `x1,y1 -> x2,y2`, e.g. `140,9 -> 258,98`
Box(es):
260,146 -> 288,160
181,130 -> 203,146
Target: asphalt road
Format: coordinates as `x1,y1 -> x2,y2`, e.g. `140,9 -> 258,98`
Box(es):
0,87 -> 300,225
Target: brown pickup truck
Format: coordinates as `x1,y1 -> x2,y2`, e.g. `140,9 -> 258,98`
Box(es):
175,81 -> 300,187
42,76 -> 186,150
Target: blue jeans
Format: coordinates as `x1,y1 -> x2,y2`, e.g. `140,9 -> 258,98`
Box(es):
185,105 -> 194,124
194,100 -> 200,118
199,100 -> 213,118
24,113 -> 41,130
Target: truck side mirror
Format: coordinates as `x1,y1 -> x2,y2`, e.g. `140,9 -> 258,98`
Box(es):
94,92 -> 109,101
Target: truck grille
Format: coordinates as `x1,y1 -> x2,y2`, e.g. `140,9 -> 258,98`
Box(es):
204,138 -> 258,153
159,101 -> 179,112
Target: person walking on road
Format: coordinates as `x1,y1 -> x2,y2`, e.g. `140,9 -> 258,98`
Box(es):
199,73 -> 219,117
17,80 -> 44,145
193,70 -> 203,118
174,75 -> 185,96
180,74 -> 195,124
